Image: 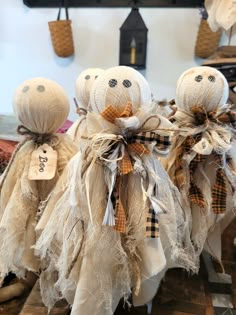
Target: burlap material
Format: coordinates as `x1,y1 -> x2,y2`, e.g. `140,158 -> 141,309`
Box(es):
195,19 -> 222,59
48,7 -> 74,57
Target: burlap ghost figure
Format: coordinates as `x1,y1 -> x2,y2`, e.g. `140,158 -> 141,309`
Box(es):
165,66 -> 236,265
35,66 -> 195,315
0,78 -> 78,295
67,68 -> 104,142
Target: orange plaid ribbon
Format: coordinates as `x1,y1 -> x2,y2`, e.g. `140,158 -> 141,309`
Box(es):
101,102 -> 150,175
101,103 -> 150,233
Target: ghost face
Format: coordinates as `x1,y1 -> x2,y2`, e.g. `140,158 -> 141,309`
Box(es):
90,66 -> 152,115
13,77 -> 69,134
176,66 -> 229,112
75,68 -> 104,109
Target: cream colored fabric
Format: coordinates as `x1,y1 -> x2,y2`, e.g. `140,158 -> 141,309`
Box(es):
0,78 -> 78,280
0,136 -> 78,278
67,69 -> 102,143
67,68 -> 104,143
35,66 -> 195,314
13,78 -> 69,134
75,68 -> 104,111
164,66 -> 236,262
205,0 -> 236,31
90,66 -> 152,115
176,66 -> 229,112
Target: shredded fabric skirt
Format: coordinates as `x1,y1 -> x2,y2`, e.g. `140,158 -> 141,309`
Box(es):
35,145 -> 197,314
0,135 -> 78,280
165,137 -> 236,264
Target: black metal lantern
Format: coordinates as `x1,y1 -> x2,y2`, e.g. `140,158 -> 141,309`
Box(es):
119,6 -> 148,70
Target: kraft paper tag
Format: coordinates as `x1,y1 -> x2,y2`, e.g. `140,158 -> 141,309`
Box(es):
28,144 -> 57,180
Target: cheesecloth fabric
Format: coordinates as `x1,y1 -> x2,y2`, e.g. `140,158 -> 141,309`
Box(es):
0,78 -> 78,280
67,68 -> 104,143
164,66 -> 236,264
35,67 -> 196,314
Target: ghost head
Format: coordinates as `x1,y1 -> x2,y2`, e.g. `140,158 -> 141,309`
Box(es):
75,68 -> 104,110
176,66 -> 229,112
13,78 -> 69,134
90,66 -> 152,115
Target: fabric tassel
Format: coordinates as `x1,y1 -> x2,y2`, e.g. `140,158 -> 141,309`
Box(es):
212,168 -> 227,214
188,153 -> 207,208
146,208 -> 159,238
113,176 -> 126,233
114,199 -> 126,233
119,150 -> 133,175
189,182 -> 206,208
85,156 -> 98,226
102,200 -> 116,226
102,165 -> 117,226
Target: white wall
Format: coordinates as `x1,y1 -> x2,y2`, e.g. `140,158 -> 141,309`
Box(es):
0,0 -> 235,121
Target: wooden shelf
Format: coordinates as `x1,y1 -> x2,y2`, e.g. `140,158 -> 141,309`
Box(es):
23,0 -> 204,8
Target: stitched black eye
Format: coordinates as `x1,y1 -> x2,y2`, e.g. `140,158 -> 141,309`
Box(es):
37,85 -> 45,92
208,75 -> 215,82
95,75 -> 98,79
108,79 -> 117,87
195,75 -> 203,82
123,79 -> 132,88
22,86 -> 29,93
85,75 -> 90,80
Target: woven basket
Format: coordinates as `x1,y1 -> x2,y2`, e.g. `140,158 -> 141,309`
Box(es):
195,19 -> 222,59
48,7 -> 74,58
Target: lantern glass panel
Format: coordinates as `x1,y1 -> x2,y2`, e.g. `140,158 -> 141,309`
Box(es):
119,30 -> 147,69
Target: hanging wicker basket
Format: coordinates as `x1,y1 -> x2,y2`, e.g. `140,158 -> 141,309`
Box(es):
48,6 -> 74,58
195,19 -> 222,59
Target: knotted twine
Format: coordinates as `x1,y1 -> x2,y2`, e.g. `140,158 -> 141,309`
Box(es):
0,125 -> 58,191
100,102 -> 171,236
173,105 -> 236,214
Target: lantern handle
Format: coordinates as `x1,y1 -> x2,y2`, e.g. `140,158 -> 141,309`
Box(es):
129,0 -> 141,9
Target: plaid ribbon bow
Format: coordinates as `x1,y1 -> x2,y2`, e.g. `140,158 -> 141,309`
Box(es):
175,134 -> 234,213
174,104 -> 236,214
191,105 -> 236,128
101,103 -> 169,236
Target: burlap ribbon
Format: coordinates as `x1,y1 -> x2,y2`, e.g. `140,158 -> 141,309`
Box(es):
174,106 -> 236,214
0,125 -> 57,191
101,103 -> 169,234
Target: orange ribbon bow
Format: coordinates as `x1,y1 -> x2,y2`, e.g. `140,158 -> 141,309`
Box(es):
101,102 -> 150,233
101,102 -> 150,175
